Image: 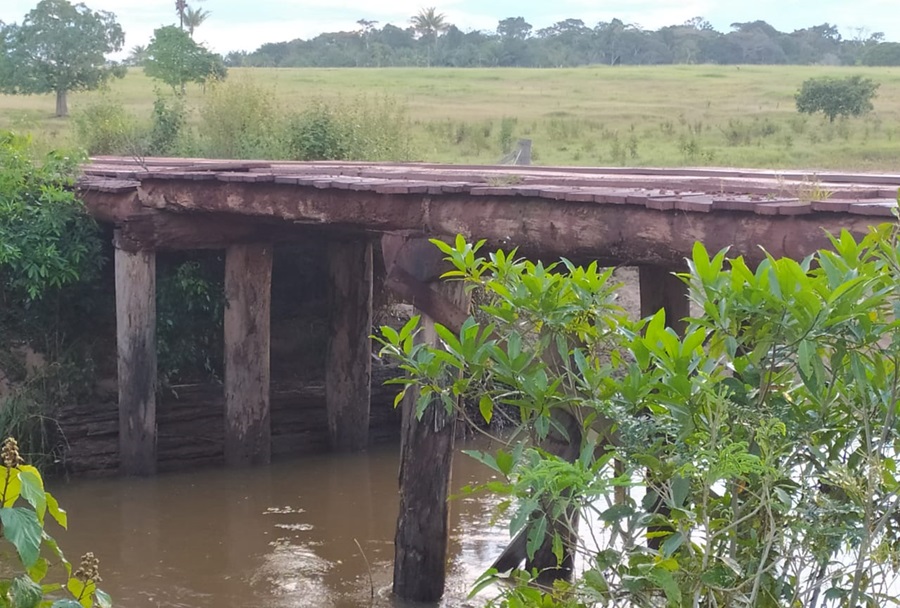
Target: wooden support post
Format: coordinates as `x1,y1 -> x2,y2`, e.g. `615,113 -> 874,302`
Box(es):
115,245 -> 157,476
639,265 -> 690,334
639,264 -> 689,549
393,283 -> 468,603
224,243 -> 273,467
325,238 -> 373,451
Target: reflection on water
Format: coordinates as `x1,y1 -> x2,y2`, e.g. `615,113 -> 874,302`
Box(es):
51,440 -> 508,608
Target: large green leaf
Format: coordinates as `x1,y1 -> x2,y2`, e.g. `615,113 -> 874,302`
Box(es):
18,470 -> 46,523
0,507 -> 42,567
9,575 -> 42,608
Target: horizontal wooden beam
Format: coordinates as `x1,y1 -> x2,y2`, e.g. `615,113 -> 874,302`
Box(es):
115,179 -> 883,266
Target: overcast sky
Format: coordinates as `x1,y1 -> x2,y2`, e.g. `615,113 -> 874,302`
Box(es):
1,0 -> 896,56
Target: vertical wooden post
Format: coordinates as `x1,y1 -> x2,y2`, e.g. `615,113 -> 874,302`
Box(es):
325,238 -> 373,451
639,264 -> 689,549
224,243 -> 273,467
393,283 -> 468,603
639,265 -> 690,333
115,245 -> 157,476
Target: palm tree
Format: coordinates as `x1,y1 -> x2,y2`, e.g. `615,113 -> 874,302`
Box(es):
184,6 -> 210,39
175,0 -> 187,30
127,44 -> 148,67
410,7 -> 449,66
410,7 -> 449,40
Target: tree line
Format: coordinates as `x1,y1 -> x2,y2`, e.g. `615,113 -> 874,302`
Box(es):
223,12 -> 899,69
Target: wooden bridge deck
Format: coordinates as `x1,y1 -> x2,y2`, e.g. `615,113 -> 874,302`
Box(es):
80,157 -> 899,266
76,157 -> 900,602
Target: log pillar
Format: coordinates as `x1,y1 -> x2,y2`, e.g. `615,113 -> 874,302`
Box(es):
639,264 -> 689,549
325,238 -> 373,451
639,265 -> 690,334
393,282 -> 468,603
224,243 -> 273,467
115,244 -> 157,476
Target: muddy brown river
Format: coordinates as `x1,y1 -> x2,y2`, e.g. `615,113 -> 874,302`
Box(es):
50,440 -> 507,608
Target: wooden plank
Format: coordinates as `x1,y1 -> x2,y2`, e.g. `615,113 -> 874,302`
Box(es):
224,243 -> 273,466
393,281 -> 469,603
114,244 -> 157,476
325,239 -> 373,451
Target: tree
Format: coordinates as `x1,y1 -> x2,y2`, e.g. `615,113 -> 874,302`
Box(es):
795,75 -> 879,122
0,0 -> 124,117
410,7 -> 449,39
862,42 -> 900,66
126,44 -> 148,66
184,6 -> 210,39
144,25 -> 226,93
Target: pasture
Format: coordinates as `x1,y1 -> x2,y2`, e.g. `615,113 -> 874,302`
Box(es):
2,65 -> 900,168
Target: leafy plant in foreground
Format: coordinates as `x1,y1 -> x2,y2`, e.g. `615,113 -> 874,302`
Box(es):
0,437 -> 111,607
377,224 -> 900,607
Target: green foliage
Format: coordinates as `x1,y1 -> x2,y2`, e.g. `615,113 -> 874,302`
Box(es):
0,131 -> 106,465
146,92 -> 186,156
71,95 -> 140,156
195,78 -> 281,159
862,42 -> 900,66
0,132 -> 102,301
143,25 -> 226,93
795,75 -> 879,123
0,437 -> 112,608
156,256 -> 224,386
378,224 -> 900,607
0,0 -> 125,116
284,96 -> 411,161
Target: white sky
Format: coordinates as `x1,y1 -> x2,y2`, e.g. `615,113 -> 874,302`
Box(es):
0,0 -> 896,56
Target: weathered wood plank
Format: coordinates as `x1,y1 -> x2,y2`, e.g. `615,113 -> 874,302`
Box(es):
224,243 -> 273,466
115,245 -> 157,476
325,239 -> 374,451
393,282 -> 469,603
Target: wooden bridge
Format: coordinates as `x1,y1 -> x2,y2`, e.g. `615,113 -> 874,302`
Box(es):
77,157 -> 899,602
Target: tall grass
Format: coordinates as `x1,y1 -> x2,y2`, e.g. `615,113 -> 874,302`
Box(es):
6,65 -> 900,168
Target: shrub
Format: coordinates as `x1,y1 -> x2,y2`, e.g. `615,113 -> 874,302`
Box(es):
195,77 -> 282,159
379,224 -> 900,607
146,91 -> 187,156
284,96 -> 412,161
795,75 -> 879,123
71,95 -> 142,155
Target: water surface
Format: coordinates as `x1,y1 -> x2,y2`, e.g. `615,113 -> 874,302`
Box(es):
51,441 -> 507,608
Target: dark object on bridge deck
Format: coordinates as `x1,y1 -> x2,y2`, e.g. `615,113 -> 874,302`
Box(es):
326,238 -> 374,451
224,243 -> 273,466
115,244 -> 157,476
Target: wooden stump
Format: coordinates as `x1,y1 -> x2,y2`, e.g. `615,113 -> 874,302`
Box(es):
393,283 -> 468,603
325,239 -> 373,451
115,245 -> 157,476
224,244 -> 273,467
639,265 -> 690,333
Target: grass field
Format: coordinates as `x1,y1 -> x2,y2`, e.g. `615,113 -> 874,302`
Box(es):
2,65 -> 900,169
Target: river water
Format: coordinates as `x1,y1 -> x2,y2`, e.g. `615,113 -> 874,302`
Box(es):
50,440 -> 508,608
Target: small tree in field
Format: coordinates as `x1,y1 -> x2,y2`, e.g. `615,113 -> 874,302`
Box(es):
795,75 -> 879,122
0,0 -> 124,117
144,25 -> 226,94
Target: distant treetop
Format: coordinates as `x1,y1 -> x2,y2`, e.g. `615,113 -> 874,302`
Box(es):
223,14 -> 891,68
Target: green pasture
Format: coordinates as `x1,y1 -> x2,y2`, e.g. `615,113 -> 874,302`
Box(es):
2,64 -> 900,169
